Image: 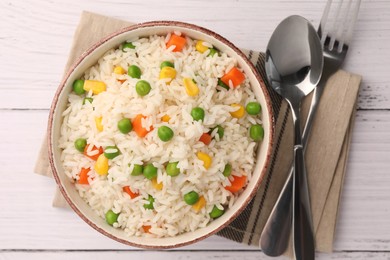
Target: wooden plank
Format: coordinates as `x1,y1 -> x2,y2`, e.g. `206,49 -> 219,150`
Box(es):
0,109 -> 389,251
333,110 -> 390,251
1,251 -> 390,260
0,0 -> 389,109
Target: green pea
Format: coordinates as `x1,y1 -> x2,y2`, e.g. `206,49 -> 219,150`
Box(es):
166,162 -> 180,177
74,138 -> 87,152
131,164 -> 144,176
122,42 -> 136,51
117,118 -> 132,134
212,125 -> 224,139
246,102 -> 262,115
183,191 -> 199,205
158,126 -> 174,142
217,78 -> 229,90
105,209 -> 119,226
208,48 -> 219,57
104,146 -> 120,159
223,164 -> 232,177
191,107 -> 205,121
250,124 -> 264,141
209,205 -> 225,219
160,61 -> 174,69
128,65 -> 142,79
135,80 -> 151,96
83,97 -> 93,105
143,194 -> 155,210
72,79 -> 85,95
143,163 -> 158,180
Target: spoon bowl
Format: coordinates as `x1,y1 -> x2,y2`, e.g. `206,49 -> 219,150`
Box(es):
261,15 -> 323,259
265,15 -> 323,99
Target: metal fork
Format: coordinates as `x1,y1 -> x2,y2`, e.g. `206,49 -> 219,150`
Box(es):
259,0 -> 361,257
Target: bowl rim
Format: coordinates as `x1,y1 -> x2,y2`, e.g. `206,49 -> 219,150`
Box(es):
47,20 -> 275,249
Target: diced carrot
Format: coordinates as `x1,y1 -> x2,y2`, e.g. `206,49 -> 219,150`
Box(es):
83,144 -> 103,161
123,186 -> 139,199
199,133 -> 212,145
78,167 -> 90,185
166,34 -> 187,52
221,67 -> 246,88
142,225 -> 152,233
132,114 -> 153,138
225,174 -> 247,193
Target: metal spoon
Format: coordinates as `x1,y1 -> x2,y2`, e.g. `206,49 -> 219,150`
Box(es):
260,15 -> 323,259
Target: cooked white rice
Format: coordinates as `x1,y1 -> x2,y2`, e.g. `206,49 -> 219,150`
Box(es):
59,33 -> 263,238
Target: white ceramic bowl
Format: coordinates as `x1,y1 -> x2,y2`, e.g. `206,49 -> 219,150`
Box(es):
48,21 -> 274,249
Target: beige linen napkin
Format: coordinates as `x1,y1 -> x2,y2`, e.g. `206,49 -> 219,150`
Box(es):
34,11 -> 361,254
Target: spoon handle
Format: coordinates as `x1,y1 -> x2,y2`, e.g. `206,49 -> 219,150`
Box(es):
292,144 -> 315,260
290,102 -> 315,260
260,86 -> 323,256
259,169 -> 293,256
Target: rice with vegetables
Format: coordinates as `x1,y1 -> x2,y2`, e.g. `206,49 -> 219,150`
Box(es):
59,32 -> 264,237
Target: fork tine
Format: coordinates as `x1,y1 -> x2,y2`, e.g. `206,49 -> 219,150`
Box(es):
319,0 -> 361,52
327,0 -> 343,50
334,0 -> 352,52
318,0 -> 333,41
344,0 -> 361,45
318,0 -> 342,45
334,0 -> 361,52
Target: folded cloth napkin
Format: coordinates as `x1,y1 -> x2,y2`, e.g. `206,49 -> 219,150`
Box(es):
34,11 -> 362,254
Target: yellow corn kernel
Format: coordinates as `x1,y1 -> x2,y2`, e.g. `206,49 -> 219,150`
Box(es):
230,104 -> 245,118
197,152 -> 212,170
94,154 -> 109,175
195,40 -> 209,53
161,114 -> 171,122
83,80 -> 107,95
159,67 -> 177,83
151,177 -> 163,190
192,196 -> 206,212
183,78 -> 200,97
95,117 -> 103,132
114,66 -> 126,75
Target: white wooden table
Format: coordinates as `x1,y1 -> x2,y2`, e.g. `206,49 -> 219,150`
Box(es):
1,0 -> 389,259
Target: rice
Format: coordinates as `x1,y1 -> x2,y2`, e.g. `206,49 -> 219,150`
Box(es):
59,33 -> 263,238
